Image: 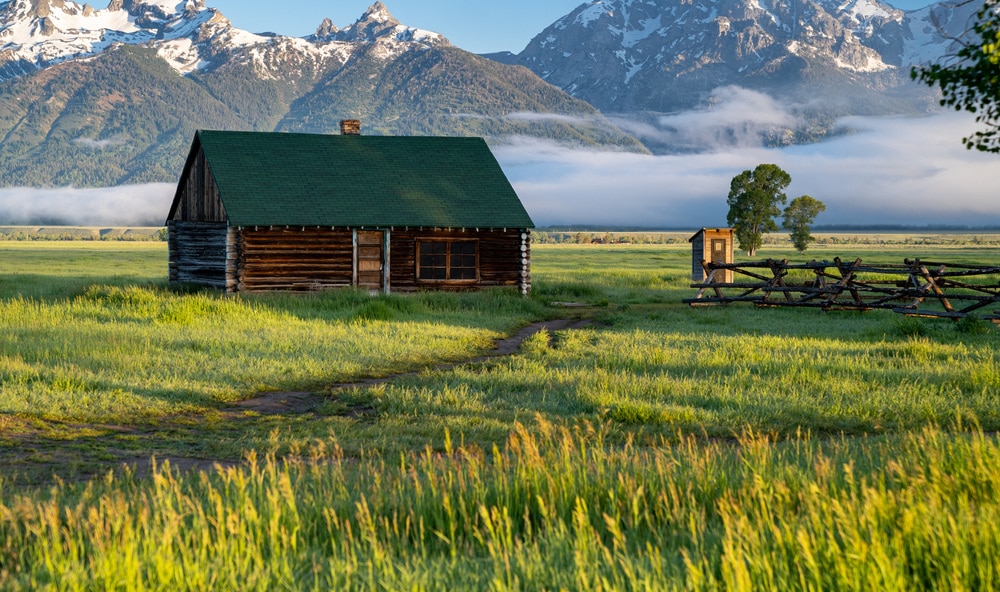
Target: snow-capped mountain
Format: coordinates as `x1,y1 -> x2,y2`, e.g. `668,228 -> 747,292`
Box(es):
498,0 -> 972,116
0,1 -> 643,187
0,0 -> 448,81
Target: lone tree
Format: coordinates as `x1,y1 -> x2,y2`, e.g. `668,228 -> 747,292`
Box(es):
912,0 -> 1000,152
726,163 -> 790,256
783,195 -> 826,253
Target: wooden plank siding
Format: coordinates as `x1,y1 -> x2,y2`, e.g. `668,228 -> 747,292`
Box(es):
167,221 -> 229,289
690,228 -> 734,283
234,227 -> 355,292
171,149 -> 226,223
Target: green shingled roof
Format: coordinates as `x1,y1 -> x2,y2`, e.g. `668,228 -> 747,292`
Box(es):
184,130 -> 534,229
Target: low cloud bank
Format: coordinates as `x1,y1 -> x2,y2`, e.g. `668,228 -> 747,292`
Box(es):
612,86 -> 803,150
495,111 -> 1000,228
0,184 -> 174,226
0,105 -> 995,230
73,137 -> 125,150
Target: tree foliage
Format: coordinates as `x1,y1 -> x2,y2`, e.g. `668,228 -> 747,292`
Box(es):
726,163 -> 790,256
911,0 -> 1000,152
783,195 -> 826,253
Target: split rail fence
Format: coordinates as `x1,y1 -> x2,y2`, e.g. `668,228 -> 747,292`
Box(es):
685,258 -> 1000,323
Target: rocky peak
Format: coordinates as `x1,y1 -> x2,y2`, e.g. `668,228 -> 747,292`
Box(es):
312,17 -> 338,40
335,2 -> 402,42
317,1 -> 446,48
13,0 -> 64,19
361,2 -> 393,23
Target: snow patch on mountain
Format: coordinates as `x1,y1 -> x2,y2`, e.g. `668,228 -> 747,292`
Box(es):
902,1 -> 975,66
575,4 -> 611,28
615,14 -> 663,48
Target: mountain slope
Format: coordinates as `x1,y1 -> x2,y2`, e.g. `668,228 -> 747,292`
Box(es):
503,0 -> 970,119
0,44 -> 246,186
279,45 -> 642,150
0,1 -> 644,186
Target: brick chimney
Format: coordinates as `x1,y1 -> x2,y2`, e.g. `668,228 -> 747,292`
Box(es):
340,119 -> 361,135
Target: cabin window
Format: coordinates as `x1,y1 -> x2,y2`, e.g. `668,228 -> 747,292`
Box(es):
417,240 -> 478,282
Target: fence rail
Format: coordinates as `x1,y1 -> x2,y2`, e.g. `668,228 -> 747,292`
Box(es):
684,257 -> 1000,322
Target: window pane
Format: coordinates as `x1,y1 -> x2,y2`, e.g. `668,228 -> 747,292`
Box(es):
449,242 -> 476,280
455,242 -> 474,255
419,242 -> 448,280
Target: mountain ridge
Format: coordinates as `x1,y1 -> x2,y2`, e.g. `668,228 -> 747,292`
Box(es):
0,1 -> 646,186
0,0 -> 974,188
497,0 -> 967,143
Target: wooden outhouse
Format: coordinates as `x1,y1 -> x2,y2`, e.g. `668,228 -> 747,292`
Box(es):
689,228 -> 734,283
166,127 -> 534,294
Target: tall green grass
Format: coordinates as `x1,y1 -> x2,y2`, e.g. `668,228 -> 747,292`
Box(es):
0,284 -> 547,422
0,241 -> 167,300
333,295 -> 1000,447
1,423 -> 998,590
1,239 -> 999,587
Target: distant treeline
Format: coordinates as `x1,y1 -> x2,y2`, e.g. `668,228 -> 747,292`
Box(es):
533,231 -> 691,245
534,230 -> 1000,246
812,225 -> 1000,232
0,227 -> 167,241
762,232 -> 1000,246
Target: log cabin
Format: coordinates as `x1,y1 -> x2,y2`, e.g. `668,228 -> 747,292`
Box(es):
166,123 -> 534,294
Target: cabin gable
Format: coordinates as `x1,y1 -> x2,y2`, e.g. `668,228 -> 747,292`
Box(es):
168,144 -> 226,223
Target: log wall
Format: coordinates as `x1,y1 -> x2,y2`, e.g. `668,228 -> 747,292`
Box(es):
168,221 -> 229,289
172,225 -> 532,294
235,227 -> 355,292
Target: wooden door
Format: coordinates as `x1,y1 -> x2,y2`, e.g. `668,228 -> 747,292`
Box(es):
356,231 -> 384,290
711,239 -> 727,265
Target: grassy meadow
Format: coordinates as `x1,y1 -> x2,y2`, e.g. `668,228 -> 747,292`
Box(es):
0,236 -> 999,589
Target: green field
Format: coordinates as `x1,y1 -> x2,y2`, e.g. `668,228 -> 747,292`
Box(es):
1,238 -> 999,589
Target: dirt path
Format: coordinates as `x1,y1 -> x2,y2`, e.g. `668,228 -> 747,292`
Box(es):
230,318 -> 592,416
3,318 -> 596,484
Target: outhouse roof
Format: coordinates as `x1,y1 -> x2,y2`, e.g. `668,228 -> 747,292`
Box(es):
169,130 -> 534,229
688,227 -> 734,242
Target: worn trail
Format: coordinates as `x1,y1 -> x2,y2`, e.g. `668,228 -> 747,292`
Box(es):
2,318 -> 594,484
230,318 -> 592,416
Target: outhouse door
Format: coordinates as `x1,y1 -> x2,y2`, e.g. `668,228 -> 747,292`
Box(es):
356,231 -> 385,292
711,239 -> 727,265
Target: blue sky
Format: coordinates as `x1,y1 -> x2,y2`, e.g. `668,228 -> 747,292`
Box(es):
209,1 -> 582,54
209,0 -> 937,54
